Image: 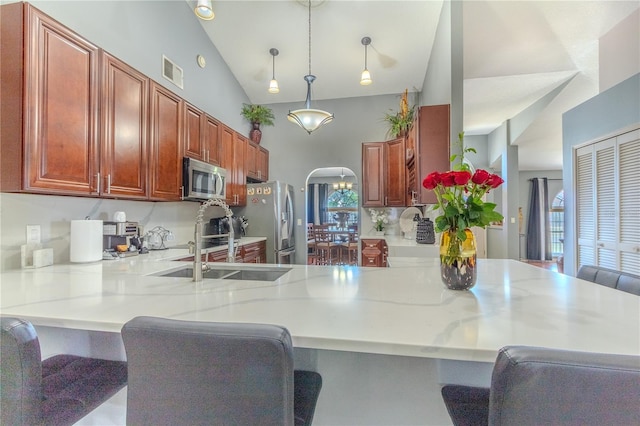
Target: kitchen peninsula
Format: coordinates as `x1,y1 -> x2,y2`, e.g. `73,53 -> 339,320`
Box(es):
1,255 -> 638,425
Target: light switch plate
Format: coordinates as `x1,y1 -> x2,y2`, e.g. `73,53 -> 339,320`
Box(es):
26,225 -> 41,244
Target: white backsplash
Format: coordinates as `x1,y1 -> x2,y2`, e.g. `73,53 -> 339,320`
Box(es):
0,193 -> 232,271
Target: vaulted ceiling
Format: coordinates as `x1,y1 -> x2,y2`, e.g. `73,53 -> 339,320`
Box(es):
192,0 -> 639,170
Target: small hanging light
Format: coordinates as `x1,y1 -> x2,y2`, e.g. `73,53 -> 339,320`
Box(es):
194,0 -> 214,21
333,168 -> 353,193
287,0 -> 334,134
268,48 -> 280,94
360,36 -> 372,85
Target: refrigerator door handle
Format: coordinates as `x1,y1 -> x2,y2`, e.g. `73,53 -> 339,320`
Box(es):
286,190 -> 294,240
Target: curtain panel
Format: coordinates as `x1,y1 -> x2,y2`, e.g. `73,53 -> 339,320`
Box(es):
526,177 -> 553,261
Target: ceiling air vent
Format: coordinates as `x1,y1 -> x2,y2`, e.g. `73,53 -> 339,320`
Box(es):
162,55 -> 183,89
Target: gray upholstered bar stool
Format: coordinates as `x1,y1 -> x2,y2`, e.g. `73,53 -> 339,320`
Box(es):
121,316 -> 322,426
1,317 -> 128,426
441,345 -> 640,426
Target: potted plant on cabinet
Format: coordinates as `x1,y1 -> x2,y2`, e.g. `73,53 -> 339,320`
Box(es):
383,89 -> 416,139
240,103 -> 275,144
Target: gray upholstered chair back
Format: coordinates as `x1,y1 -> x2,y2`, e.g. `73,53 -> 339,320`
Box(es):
1,317 -> 128,426
577,264 -> 640,294
489,346 -> 640,425
1,317 -> 44,425
122,316 -> 300,426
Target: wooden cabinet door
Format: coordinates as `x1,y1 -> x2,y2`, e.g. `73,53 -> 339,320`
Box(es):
220,125 -> 236,206
246,140 -> 259,180
258,146 -> 269,182
204,115 -> 220,165
184,102 -> 204,162
233,133 -> 248,206
208,250 -> 228,263
361,238 -> 386,267
362,143 -> 385,207
24,5 -> 100,195
241,242 -> 260,263
385,138 -> 406,206
416,105 -> 450,204
101,52 -> 148,199
149,81 -> 183,201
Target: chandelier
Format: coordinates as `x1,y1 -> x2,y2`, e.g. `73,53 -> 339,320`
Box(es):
287,0 -> 334,134
333,169 -> 353,193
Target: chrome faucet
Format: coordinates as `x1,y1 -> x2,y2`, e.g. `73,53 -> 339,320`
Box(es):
194,198 -> 235,282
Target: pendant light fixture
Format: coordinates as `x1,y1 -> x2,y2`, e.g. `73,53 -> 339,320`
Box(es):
333,168 -> 353,193
194,0 -> 214,21
268,48 -> 280,94
287,0 -> 334,134
360,36 -> 372,85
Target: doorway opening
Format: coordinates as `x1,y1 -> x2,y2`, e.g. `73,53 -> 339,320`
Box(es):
306,167 -> 359,265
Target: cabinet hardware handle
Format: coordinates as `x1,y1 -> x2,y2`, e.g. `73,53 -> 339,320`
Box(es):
180,186 -> 184,201
106,174 -> 111,194
385,196 -> 387,205
95,172 -> 101,194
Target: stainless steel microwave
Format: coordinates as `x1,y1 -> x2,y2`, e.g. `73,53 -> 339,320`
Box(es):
182,157 -> 226,201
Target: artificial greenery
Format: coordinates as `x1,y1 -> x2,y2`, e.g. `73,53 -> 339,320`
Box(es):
240,103 -> 275,126
383,89 -> 416,138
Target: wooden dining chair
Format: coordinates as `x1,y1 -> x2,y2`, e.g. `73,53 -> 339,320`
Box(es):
341,229 -> 359,266
307,223 -> 317,265
313,224 -> 339,265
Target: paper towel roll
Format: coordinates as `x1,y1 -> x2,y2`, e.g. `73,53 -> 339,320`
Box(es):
70,220 -> 103,263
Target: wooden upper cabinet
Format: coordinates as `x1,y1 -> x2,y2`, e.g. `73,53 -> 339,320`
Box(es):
232,133 -> 248,206
246,140 -> 259,179
220,125 -> 236,206
362,139 -> 405,207
101,52 -> 148,199
415,105 -> 450,204
184,102 -> 205,162
149,81 -> 183,201
183,104 -> 220,165
245,141 -> 269,182
219,127 -> 248,206
204,115 -> 221,165
23,4 -> 100,195
220,125 -> 248,206
362,143 -> 385,207
258,146 -> 269,182
385,138 -> 406,206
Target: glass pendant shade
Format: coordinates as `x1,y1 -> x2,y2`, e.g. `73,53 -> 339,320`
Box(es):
194,0 -> 214,20
287,74 -> 333,134
287,109 -> 334,134
360,69 -> 372,85
268,79 -> 280,94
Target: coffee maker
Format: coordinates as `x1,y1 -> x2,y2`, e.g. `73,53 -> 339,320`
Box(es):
103,221 -> 141,258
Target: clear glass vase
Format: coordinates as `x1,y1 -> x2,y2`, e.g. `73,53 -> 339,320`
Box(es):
439,228 -> 477,290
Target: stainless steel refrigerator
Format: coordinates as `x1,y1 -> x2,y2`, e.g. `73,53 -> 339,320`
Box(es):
244,182 -> 295,264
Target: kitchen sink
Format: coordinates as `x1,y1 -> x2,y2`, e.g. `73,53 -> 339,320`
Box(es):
155,266 -> 291,281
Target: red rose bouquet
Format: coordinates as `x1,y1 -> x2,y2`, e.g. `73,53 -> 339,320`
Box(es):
422,133 -> 504,288
422,133 -> 504,240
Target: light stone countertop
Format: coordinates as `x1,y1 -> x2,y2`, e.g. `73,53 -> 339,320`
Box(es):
1,256 -> 638,363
